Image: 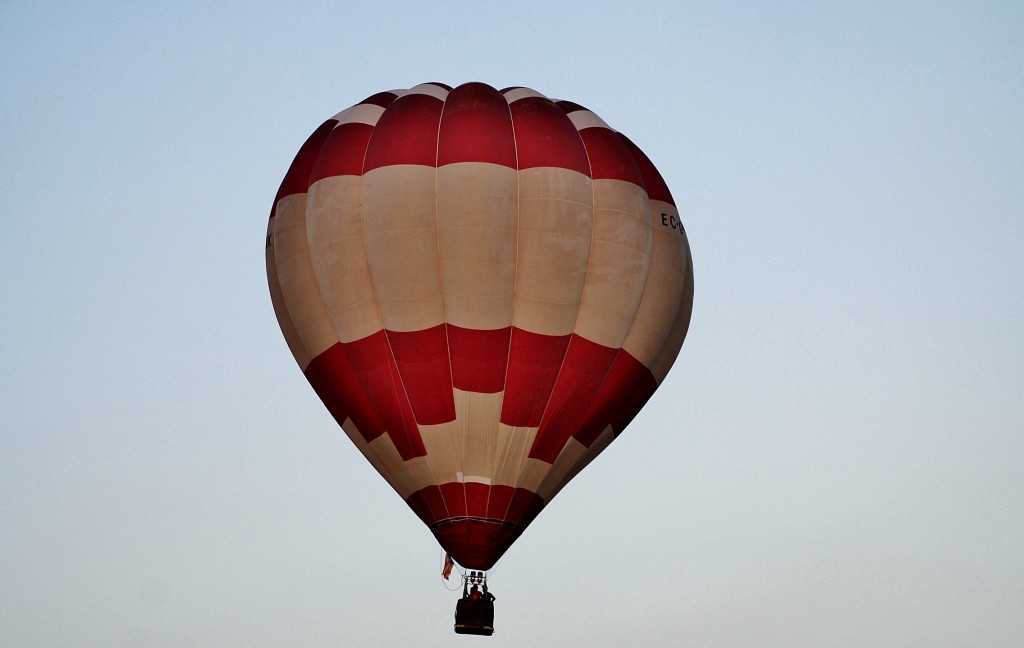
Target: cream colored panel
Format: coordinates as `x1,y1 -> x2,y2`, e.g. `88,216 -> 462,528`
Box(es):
362,165 -> 437,233
266,221 -> 306,367
437,162 -> 518,330
518,166 -> 591,207
503,87 -> 547,103
331,103 -> 385,126
343,420 -> 428,499
309,173 -> 362,211
307,175 -> 385,343
515,457 -> 552,493
417,388 -> 505,489
622,200 -> 689,367
591,180 -> 651,252
272,194 -> 337,366
515,231 -> 589,300
575,179 -> 652,347
574,240 -> 648,345
490,424 -> 539,488
566,110 -> 612,131
511,295 -> 582,336
409,83 -> 450,100
651,241 -> 694,382
651,199 -> 688,275
413,384 -> 505,489
535,437 -> 588,501
404,455 -> 438,494
324,300 -> 384,344
362,165 -> 445,332
442,272 -> 514,329
544,426 -> 615,501
454,390 -> 503,480
418,420 -> 462,486
513,167 -> 593,336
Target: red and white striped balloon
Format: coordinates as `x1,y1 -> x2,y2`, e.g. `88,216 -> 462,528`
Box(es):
266,82 -> 693,570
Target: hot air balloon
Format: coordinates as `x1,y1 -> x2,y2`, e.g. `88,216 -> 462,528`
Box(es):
265,82 -> 693,631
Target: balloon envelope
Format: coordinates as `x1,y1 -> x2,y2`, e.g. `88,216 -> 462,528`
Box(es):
266,82 -> 693,570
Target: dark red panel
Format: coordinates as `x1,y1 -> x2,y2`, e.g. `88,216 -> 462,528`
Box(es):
405,489 -> 435,526
417,485 -> 546,569
304,343 -> 387,443
618,133 -> 675,206
500,328 -> 571,427
437,82 -> 516,168
528,335 -> 619,463
439,481 -> 468,518
504,488 -> 545,528
448,325 -> 511,394
521,490 -> 545,528
554,99 -> 588,114
272,119 -> 336,208
610,365 -> 658,435
574,350 -> 658,447
508,96 -> 591,176
386,325 -> 456,425
308,122 -> 374,184
428,519 -> 523,571
484,485 -> 515,521
465,482 -> 490,519
416,484 -> 449,524
362,93 -> 443,172
579,127 -> 646,186
361,91 -> 399,108
341,331 -> 426,460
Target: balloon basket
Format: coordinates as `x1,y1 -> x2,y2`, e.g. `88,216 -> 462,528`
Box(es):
454,570 -> 495,636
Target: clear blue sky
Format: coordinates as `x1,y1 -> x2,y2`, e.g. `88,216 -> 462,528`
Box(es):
2,2 -> 1022,646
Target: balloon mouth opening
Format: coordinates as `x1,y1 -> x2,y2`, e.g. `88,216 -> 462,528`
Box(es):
430,518 -> 528,571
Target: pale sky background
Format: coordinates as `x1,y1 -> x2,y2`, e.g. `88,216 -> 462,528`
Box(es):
2,2 -> 1022,647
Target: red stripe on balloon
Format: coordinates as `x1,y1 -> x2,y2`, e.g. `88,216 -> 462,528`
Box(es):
428,517 -> 524,571
439,482 -> 468,518
404,489 -> 432,525
272,119 -> 336,207
508,96 -> 591,176
361,91 -> 399,108
575,351 -> 658,447
304,343 -> 387,444
609,356 -> 659,435
309,326 -> 658,461
386,325 -> 456,425
410,485 -> 547,568
407,483 -> 545,526
578,126 -> 646,186
341,331 -> 427,460
308,122 -> 374,184
362,93 -> 444,172
528,335 -> 619,463
465,482 -> 490,519
448,325 -> 511,394
504,488 -> 545,528
408,483 -> 542,522
500,328 -> 571,427
554,99 -> 588,114
437,82 -> 516,168
618,133 -> 675,206
484,485 -> 514,521
424,484 -> 450,520
410,484 -> 449,525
